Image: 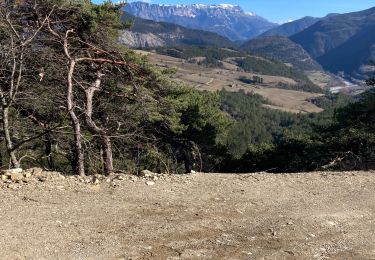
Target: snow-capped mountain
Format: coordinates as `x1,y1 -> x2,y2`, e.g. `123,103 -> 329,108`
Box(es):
124,2 -> 277,41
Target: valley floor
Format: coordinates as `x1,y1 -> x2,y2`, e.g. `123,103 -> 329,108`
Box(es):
1,171 -> 375,259
139,51 -> 325,114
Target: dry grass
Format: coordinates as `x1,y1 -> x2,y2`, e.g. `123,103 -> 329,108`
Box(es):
306,70 -> 337,89
137,51 -> 324,113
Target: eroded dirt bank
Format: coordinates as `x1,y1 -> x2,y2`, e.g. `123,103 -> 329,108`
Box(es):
0,171 -> 375,259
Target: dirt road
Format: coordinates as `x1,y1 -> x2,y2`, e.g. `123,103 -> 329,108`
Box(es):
1,171 -> 375,259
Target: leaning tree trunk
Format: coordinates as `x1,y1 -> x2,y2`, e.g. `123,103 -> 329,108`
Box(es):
67,60 -> 85,176
84,73 -> 114,175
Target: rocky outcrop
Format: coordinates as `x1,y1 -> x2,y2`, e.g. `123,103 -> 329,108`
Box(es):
119,31 -> 167,48
120,14 -> 235,48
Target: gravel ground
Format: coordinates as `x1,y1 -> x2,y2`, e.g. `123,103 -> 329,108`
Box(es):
0,170 -> 375,259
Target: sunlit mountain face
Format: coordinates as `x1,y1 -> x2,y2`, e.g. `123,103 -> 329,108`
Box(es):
124,2 -> 277,41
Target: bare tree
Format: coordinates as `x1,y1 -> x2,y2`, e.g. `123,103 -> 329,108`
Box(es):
0,1 -> 53,168
63,30 -> 86,176
84,71 -> 114,174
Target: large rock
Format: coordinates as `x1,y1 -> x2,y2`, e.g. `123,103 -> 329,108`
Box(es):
141,170 -> 157,177
10,172 -> 24,182
30,167 -> 44,177
7,183 -> 17,190
93,177 -> 100,185
24,172 -> 32,179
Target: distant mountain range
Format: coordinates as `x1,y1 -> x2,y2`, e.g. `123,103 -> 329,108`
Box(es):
241,36 -> 322,71
290,7 -> 375,80
120,13 -> 234,48
123,2 -> 277,41
121,3 -> 375,81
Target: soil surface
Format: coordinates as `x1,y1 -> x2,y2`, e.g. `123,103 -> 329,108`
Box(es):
1,171 -> 375,260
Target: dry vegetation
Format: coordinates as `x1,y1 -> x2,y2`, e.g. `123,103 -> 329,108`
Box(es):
138,51 -> 325,113
306,71 -> 343,89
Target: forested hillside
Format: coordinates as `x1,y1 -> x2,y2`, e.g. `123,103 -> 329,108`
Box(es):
221,88 -> 374,172
219,90 -> 305,156
290,7 -> 375,80
241,36 -> 322,71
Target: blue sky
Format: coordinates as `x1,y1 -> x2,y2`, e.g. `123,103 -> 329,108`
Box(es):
92,0 -> 375,22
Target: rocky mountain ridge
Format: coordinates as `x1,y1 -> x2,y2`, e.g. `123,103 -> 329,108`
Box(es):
124,2 -> 277,41
120,13 -> 234,48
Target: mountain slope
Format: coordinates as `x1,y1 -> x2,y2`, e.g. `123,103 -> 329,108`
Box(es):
148,44 -> 323,94
241,36 -> 322,71
316,23 -> 375,79
290,7 -> 375,79
120,13 -> 234,48
124,2 -> 276,41
261,16 -> 321,37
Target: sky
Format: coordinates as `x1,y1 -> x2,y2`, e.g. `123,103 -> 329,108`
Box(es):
93,0 -> 375,22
